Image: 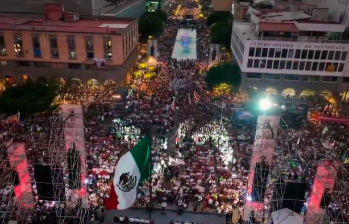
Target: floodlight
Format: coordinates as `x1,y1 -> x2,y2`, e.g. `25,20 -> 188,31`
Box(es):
259,98 -> 271,111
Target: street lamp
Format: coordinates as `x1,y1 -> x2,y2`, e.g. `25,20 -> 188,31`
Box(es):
259,98 -> 271,111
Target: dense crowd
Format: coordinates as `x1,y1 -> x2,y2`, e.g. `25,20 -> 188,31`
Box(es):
0,0 -> 349,223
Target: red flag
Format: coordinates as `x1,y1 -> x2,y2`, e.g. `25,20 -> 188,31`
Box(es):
104,183 -> 119,210
193,91 -> 200,103
171,99 -> 176,111
7,113 -> 20,123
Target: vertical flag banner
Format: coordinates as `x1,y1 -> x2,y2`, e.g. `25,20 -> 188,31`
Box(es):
171,99 -> 176,111
188,94 -> 192,104
105,134 -> 151,210
194,91 -> 200,103
7,112 -> 20,123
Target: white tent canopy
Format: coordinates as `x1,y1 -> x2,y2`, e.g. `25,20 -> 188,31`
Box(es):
271,208 -> 303,224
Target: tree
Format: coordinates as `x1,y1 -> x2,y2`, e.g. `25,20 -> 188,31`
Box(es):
0,81 -> 57,115
205,62 -> 241,91
211,21 -> 232,49
138,14 -> 164,40
206,12 -> 231,27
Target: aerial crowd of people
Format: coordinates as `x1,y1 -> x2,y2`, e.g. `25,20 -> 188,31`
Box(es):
0,0 -> 349,223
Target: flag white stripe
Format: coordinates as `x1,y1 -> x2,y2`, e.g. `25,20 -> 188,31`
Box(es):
112,152 -> 141,210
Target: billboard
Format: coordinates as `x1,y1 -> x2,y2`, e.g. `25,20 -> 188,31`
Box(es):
61,104 -> 88,203
146,1 -> 161,12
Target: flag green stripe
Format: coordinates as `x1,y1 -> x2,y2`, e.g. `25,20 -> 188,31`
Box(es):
130,134 -> 151,182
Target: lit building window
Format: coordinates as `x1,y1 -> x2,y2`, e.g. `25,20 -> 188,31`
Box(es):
67,36 -> 77,59
0,35 -> 6,55
14,35 -> 23,56
104,38 -> 112,60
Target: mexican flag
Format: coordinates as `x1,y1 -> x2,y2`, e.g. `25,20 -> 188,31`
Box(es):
104,134 -> 151,210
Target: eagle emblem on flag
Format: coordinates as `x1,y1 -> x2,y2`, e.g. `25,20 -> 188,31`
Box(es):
117,172 -> 137,192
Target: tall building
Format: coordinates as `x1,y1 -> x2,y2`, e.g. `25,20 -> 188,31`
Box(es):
0,4 -> 138,88
232,0 -> 253,20
231,2 -> 349,99
0,0 -> 147,18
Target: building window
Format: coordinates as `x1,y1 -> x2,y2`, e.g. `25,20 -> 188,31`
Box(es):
104,38 -> 112,60
311,62 -> 318,71
307,50 -> 314,59
51,62 -> 64,68
247,59 -> 253,68
314,50 -> 321,59
338,63 -> 344,72
49,37 -> 59,58
249,48 -> 255,57
261,48 -> 268,57
17,61 -> 30,67
0,35 -> 6,55
253,59 -> 260,68
302,76 -> 319,82
268,48 -> 275,57
286,61 -> 292,69
301,50 -> 308,59
14,35 -> 24,56
343,77 -> 349,83
34,62 -> 48,68
321,50 -> 328,60
67,36 -> 77,59
273,60 -> 279,69
279,60 -> 286,69
246,73 -> 262,79
265,74 -> 280,80
68,63 -> 81,69
285,74 -> 299,81
305,62 -> 312,71
299,61 -> 305,70
85,37 -> 94,59
323,76 -> 338,83
328,51 -> 335,60
292,61 -> 299,70
281,49 -> 288,58
341,52 -> 347,61
275,48 -> 281,58
267,60 -> 273,69
32,36 -> 41,57
318,62 -> 325,71
334,51 -> 341,60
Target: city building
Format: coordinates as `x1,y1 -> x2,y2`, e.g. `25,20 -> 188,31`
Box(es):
231,3 -> 349,99
232,0 -> 253,20
211,0 -> 233,12
0,0 -> 147,18
0,4 -> 139,88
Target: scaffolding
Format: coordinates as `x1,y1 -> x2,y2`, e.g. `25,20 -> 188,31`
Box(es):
0,142 -> 34,224
48,106 -> 89,224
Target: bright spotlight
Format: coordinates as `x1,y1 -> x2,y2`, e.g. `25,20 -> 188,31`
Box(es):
247,196 -> 252,201
259,98 -> 271,111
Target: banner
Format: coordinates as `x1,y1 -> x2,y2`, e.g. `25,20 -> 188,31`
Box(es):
7,113 -> 20,123
313,113 -> 349,123
61,104 -> 88,205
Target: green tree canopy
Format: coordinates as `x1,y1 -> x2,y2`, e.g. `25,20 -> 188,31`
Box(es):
144,10 -> 168,22
205,62 -> 241,90
0,81 -> 57,115
206,11 -> 231,27
139,13 -> 164,40
211,21 -> 232,49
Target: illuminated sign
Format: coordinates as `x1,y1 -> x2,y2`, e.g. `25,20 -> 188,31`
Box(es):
249,41 -> 348,51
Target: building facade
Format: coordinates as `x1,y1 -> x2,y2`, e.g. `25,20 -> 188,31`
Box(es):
211,0 -> 233,12
232,0 -> 253,20
0,6 -> 139,89
231,6 -> 349,99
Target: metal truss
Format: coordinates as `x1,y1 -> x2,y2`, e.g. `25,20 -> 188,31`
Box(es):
315,161 -> 349,224
48,106 -> 89,224
0,142 -> 33,224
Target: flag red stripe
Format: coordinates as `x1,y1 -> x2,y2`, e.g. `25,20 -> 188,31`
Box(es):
104,183 -> 119,210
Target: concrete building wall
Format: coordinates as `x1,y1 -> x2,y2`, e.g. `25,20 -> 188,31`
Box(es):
211,0 -> 233,12
0,21 -> 139,87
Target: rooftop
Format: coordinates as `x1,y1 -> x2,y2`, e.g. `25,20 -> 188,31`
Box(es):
0,15 -> 135,34
256,11 -> 311,21
258,22 -> 299,32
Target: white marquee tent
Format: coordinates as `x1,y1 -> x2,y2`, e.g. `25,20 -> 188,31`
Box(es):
271,208 -> 303,224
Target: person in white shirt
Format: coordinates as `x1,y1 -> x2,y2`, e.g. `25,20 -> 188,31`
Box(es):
119,216 -> 124,222
134,217 -> 139,223
129,217 -> 135,222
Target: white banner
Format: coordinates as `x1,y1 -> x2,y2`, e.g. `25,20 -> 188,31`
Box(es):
61,104 -> 88,203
